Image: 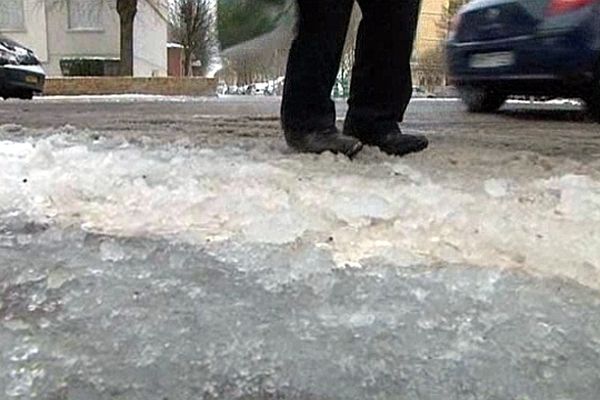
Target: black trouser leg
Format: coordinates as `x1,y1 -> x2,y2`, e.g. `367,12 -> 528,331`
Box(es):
347,0 -> 421,130
281,0 -> 354,133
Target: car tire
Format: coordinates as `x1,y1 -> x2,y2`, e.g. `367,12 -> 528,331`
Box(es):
585,96 -> 600,122
458,86 -> 507,113
18,91 -> 34,100
584,70 -> 600,122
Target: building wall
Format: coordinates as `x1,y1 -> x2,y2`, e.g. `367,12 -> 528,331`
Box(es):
44,0 -> 120,76
44,76 -> 217,96
168,46 -> 184,77
0,0 -> 48,62
415,0 -> 450,59
1,0 -> 167,77
133,0 -> 168,77
411,0 -> 451,87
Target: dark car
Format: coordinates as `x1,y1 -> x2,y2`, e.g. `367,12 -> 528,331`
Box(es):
446,0 -> 600,120
0,37 -> 45,100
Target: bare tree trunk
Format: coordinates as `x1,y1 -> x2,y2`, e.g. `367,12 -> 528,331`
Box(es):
117,0 -> 138,76
183,49 -> 193,76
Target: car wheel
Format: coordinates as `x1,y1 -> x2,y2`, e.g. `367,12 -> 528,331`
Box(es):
18,91 -> 34,100
584,72 -> 600,122
458,86 -> 507,113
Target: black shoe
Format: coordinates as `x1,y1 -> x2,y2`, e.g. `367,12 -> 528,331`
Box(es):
284,127 -> 363,158
344,120 -> 428,156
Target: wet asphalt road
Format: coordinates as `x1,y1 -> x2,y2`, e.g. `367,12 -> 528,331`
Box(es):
2,95 -> 599,163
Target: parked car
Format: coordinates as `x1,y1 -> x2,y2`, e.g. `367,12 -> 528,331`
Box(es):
446,0 -> 600,120
0,37 -> 45,100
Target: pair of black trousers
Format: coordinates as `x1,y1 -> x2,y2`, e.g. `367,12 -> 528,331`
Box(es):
281,0 -> 421,134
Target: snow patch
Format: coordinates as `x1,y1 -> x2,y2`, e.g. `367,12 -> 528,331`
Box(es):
0,134 -> 599,290
37,94 -> 213,103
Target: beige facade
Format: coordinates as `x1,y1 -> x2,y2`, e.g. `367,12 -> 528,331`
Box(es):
415,0 -> 450,59
412,0 -> 451,87
0,0 -> 168,77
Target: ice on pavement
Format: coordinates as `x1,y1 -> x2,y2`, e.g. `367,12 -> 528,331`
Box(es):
0,127 -> 599,290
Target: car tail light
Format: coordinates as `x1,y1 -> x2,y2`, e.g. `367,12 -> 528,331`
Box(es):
547,0 -> 594,15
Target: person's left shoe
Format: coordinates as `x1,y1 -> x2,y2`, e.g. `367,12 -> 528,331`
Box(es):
344,119 -> 428,157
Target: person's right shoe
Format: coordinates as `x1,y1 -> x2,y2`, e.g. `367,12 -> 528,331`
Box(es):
344,120 -> 428,157
284,126 -> 363,158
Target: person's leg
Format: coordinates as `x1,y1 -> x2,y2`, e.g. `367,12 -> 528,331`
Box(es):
344,0 -> 428,156
349,0 -> 420,125
281,0 -> 362,157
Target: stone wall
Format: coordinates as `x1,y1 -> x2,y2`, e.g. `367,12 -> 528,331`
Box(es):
43,77 -> 217,96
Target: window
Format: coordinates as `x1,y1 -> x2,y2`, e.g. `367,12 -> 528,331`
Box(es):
68,0 -> 102,30
0,0 -> 25,31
